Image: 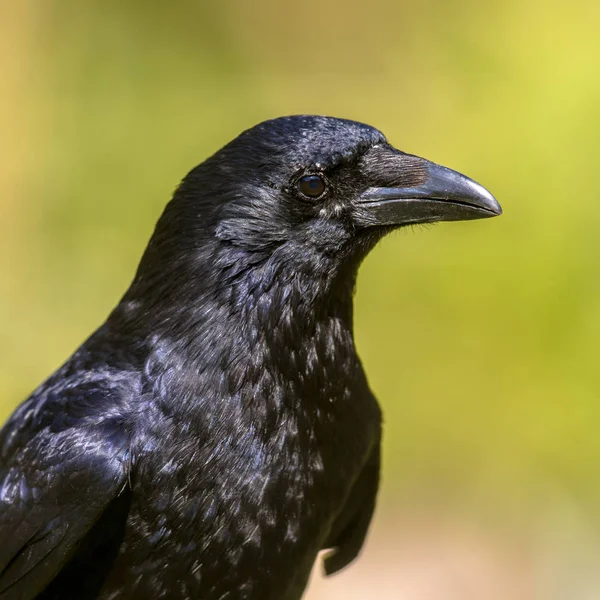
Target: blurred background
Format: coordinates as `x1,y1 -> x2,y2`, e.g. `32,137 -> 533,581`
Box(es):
1,1 -> 600,598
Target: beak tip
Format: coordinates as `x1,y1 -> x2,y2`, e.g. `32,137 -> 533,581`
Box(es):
482,193 -> 503,218
456,172 -> 502,218
483,197 -> 502,217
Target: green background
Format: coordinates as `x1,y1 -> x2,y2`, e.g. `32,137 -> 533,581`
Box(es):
2,1 -> 599,597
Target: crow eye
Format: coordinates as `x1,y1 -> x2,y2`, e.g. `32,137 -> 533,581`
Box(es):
297,174 -> 326,199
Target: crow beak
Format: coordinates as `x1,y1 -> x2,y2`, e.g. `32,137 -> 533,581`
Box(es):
355,160 -> 502,226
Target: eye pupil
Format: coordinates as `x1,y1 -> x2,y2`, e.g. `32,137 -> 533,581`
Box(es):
298,175 -> 326,198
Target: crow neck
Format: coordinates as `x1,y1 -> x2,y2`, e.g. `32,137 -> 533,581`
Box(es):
111,241 -> 360,374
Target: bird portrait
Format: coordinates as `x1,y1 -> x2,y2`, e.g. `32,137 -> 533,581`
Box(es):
0,115 -> 501,600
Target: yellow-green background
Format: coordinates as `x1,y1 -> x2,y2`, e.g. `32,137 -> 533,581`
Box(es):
2,1 -> 599,598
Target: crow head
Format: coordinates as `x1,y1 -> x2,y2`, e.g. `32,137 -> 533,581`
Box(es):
131,116 -> 500,316
172,115 -> 498,259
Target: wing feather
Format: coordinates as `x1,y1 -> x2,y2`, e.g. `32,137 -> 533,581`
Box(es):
0,382 -> 131,599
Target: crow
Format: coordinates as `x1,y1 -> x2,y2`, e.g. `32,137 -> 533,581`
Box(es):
0,116 -> 501,600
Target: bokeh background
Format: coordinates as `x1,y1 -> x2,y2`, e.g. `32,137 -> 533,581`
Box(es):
2,1 -> 600,598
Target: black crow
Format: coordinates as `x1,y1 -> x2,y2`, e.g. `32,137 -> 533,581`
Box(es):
0,116 -> 501,600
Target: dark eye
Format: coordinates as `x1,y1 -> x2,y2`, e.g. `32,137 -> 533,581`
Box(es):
297,174 -> 326,199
